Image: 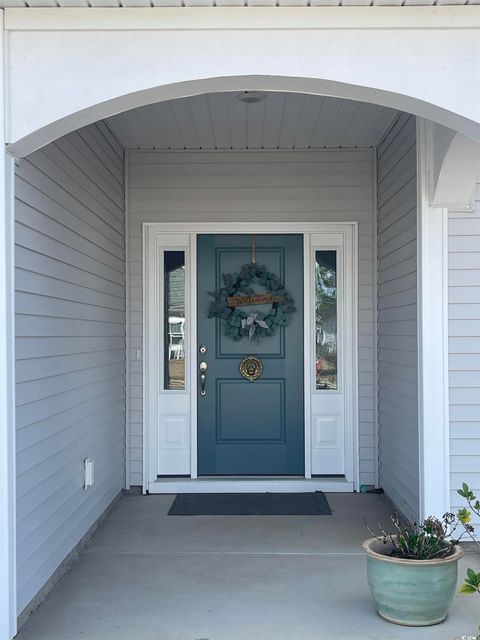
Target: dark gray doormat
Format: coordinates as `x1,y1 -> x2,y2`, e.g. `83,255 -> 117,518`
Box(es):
168,492 -> 332,516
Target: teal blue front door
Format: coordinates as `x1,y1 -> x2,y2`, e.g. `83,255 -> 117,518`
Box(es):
197,234 -> 304,475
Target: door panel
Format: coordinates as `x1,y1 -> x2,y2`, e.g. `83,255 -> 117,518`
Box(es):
216,380 -> 285,442
197,234 -> 304,475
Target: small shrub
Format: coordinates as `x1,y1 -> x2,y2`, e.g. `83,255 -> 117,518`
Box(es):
457,483 -> 480,598
460,568 -> 480,595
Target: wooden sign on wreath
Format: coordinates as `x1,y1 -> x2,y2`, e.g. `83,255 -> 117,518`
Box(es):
207,262 -> 296,341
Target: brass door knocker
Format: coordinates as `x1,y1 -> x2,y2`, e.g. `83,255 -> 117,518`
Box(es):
239,356 -> 263,382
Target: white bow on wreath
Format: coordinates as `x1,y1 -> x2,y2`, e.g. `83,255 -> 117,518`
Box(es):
241,313 -> 269,341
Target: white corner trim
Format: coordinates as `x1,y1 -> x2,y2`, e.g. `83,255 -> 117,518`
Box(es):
0,8 -> 17,635
0,149 -> 17,638
124,150 -> 130,490
372,149 -> 379,489
416,118 -> 450,520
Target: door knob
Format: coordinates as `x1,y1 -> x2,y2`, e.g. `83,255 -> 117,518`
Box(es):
199,361 -> 208,397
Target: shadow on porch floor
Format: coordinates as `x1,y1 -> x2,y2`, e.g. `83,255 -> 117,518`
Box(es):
16,493 -> 480,640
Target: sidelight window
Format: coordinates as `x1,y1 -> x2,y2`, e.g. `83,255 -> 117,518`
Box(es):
315,250 -> 338,390
164,251 -> 186,390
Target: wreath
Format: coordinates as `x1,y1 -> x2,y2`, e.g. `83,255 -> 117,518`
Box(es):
208,262 -> 296,341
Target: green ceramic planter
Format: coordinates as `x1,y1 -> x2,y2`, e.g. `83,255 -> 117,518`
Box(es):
363,537 -> 463,626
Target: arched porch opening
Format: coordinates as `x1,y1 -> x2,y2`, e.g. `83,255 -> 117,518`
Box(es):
5,84 -> 480,637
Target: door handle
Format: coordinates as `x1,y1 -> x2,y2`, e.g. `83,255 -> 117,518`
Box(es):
199,361 -> 208,397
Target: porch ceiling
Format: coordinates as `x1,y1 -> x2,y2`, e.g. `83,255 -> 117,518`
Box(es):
104,93 -> 400,150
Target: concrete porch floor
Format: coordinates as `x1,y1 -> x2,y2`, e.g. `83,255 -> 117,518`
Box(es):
16,493 -> 480,640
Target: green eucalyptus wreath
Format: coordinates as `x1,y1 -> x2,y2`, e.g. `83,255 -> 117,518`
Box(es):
208,262 -> 296,341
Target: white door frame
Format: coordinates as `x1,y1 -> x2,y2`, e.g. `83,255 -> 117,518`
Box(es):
143,222 -> 358,494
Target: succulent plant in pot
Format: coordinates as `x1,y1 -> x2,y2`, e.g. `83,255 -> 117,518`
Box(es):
364,484 -> 480,627
363,512 -> 465,626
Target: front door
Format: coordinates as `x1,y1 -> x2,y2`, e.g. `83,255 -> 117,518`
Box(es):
197,234 -> 304,475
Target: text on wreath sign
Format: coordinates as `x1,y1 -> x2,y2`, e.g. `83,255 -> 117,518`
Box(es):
226,293 -> 285,308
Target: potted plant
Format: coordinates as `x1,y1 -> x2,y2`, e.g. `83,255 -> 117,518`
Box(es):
363,512 -> 464,626
363,484 -> 480,627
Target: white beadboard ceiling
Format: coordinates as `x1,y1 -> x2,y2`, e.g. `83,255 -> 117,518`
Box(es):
104,93 -> 400,150
1,0 -> 475,6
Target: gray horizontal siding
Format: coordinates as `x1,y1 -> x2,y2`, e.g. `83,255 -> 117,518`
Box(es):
15,123 -> 125,614
128,149 -> 377,487
377,114 -> 419,520
449,180 -> 480,527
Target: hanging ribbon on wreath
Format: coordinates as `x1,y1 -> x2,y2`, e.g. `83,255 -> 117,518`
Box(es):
207,237 -> 296,341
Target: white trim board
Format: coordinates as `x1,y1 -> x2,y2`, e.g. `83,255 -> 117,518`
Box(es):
124,149 -> 130,490
149,479 -> 354,494
0,156 -> 17,640
0,10 -> 17,633
416,119 -> 450,519
372,151 -> 379,489
143,222 -> 359,494
6,8 -> 480,31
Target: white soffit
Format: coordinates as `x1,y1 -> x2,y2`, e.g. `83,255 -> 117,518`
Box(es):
2,0 -> 478,6
104,93 -> 400,150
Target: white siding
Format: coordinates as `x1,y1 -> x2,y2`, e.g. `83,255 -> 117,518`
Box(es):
449,181 -> 480,526
127,149 -> 377,487
377,115 -> 419,520
15,123 -> 125,614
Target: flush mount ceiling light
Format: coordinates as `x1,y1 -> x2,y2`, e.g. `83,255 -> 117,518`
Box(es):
236,91 -> 267,104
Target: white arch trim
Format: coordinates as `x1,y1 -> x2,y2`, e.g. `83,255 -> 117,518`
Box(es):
7,76 -> 480,159
5,6 -> 480,156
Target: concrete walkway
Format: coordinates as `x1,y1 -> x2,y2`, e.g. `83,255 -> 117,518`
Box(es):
16,493 -> 480,640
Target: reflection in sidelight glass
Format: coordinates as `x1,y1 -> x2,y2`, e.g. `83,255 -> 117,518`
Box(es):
164,251 -> 186,390
315,250 -> 337,390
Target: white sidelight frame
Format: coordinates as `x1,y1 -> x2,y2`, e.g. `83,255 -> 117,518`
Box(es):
308,231 -> 358,480
145,232 -> 192,479
143,222 -> 358,494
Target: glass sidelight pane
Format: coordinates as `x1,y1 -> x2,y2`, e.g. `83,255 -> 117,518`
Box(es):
164,251 -> 186,390
315,250 -> 337,390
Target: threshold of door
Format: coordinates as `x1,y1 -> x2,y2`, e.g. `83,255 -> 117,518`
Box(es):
148,477 -> 354,494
